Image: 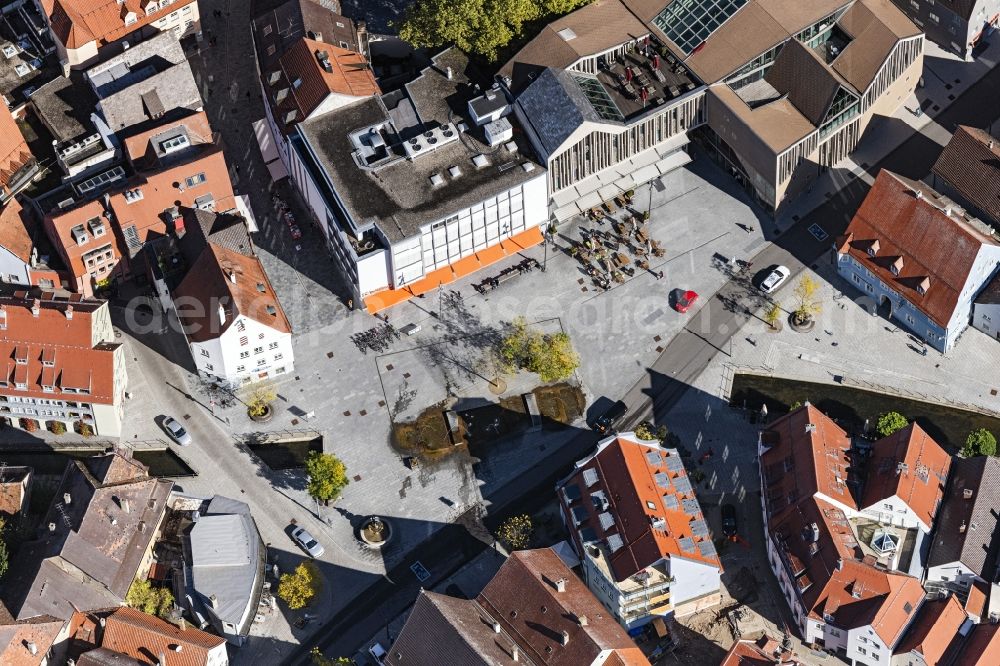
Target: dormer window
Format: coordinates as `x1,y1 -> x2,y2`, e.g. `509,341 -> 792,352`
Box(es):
123,10 -> 137,26
917,277 -> 930,295
124,188 -> 144,203
71,225 -> 89,245
160,134 -> 189,154
867,240 -> 880,257
14,346 -> 28,364
87,217 -> 105,237
890,256 -> 903,275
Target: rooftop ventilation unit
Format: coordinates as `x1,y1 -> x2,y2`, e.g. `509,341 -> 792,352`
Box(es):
315,50 -> 333,73
402,123 -> 460,160
504,140 -> 518,153
429,173 -> 444,187
484,117 -> 513,147
448,165 -> 462,178
521,163 -> 535,172
472,154 -> 490,168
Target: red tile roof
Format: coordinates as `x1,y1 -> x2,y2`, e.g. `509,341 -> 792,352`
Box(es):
43,199 -> 113,280
894,595 -> 965,665
122,110 -> 215,165
721,635 -> 803,666
861,422 -> 950,529
0,107 -> 31,193
173,243 -> 292,343
102,607 -> 226,666
43,0 -> 198,50
0,291 -> 119,405
277,37 -> 379,121
0,466 -> 31,517
932,125 -> 1000,226
839,170 -> 1000,328
560,435 -> 720,583
477,548 -> 650,666
0,199 -> 38,264
0,615 -> 66,666
953,622 -> 1000,666
964,581 -> 987,620
762,405 -> 925,645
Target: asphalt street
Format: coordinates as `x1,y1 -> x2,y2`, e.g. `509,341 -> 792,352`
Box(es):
285,56 -> 1000,664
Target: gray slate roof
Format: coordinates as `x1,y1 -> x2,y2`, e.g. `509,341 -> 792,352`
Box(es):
30,72 -> 99,143
97,61 -> 202,132
0,453 -> 172,621
927,456 -> 1000,578
87,31 -> 186,98
188,496 -> 264,634
514,68 -> 601,160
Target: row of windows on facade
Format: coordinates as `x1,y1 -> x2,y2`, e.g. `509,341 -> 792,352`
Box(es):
203,352 -> 283,373
124,1 -> 192,27
202,340 -> 280,357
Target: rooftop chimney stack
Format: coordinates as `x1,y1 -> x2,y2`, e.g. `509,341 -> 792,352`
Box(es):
31,299 -> 40,317
561,630 -> 570,646
493,621 -> 501,634
555,578 -> 567,593
173,645 -> 183,652
915,189 -> 924,200
446,66 -> 453,80
27,641 -> 37,656
64,492 -> 72,505
963,488 -> 974,499
511,645 -> 519,662
578,615 -> 588,626
218,302 -> 226,325
209,594 -> 219,609
65,305 -> 73,320
960,520 -> 967,533
121,498 -> 130,514
48,522 -> 56,531
228,270 -> 237,284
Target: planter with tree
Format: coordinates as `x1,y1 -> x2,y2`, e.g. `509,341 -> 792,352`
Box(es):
48,421 -> 67,435
497,317 -> 580,383
244,382 -> 276,422
789,276 -> 821,332
277,561 -> 321,610
359,515 -> 393,549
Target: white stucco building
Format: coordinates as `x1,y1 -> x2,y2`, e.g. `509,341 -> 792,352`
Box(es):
556,433 -> 722,629
972,274 -> 1000,341
172,242 -> 293,388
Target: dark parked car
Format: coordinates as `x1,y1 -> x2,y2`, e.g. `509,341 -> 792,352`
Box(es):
721,503 -> 738,538
591,400 -> 628,434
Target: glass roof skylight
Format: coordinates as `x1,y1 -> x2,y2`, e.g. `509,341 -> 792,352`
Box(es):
572,74 -> 624,122
653,0 -> 749,55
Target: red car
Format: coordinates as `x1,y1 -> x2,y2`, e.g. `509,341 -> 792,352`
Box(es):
674,290 -> 699,313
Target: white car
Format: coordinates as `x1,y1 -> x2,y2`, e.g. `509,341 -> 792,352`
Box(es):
368,642 -> 387,665
163,416 -> 192,446
760,265 -> 790,294
291,526 -> 325,558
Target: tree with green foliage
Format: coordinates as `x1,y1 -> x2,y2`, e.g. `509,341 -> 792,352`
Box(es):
875,411 -> 908,438
498,317 -> 580,382
305,452 -> 349,503
0,517 -> 8,580
497,514 -> 533,550
398,0 -> 593,61
126,579 -> 174,619
963,428 -> 998,458
278,561 -> 321,610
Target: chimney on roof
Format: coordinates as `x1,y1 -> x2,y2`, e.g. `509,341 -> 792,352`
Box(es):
990,140 -> 995,150
944,205 -> 953,217
158,652 -> 166,666
555,578 -> 567,593
218,302 -> 226,325
121,498 -> 130,514
209,594 -> 219,609
836,557 -> 843,570
561,630 -> 570,646
65,304 -> 73,320
48,522 -> 56,532
964,488 -> 974,499
578,614 -> 588,626
810,522 -> 820,542
960,521 -> 967,533
172,645 -> 183,653
446,66 -> 453,80
914,189 -> 924,200
64,492 -> 71,505
227,269 -> 237,284
511,645 -> 519,662
26,641 -> 37,656
31,299 -> 40,317
492,620 -> 501,633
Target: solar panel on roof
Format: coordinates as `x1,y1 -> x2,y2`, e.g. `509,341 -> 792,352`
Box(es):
580,527 -> 598,543
654,472 -> 671,490
690,519 -> 709,537
664,455 -> 684,473
563,484 -> 582,502
678,536 -> 695,553
646,450 -> 663,466
698,540 -> 717,558
682,498 -> 701,516
598,511 -> 615,531
662,494 -> 679,510
607,533 -> 624,552
582,468 -> 599,487
572,506 -> 589,524
673,476 -> 693,494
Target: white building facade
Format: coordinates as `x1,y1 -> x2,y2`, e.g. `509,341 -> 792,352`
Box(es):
188,310 -> 294,388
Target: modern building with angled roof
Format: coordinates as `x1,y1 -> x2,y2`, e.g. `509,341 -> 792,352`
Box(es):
504,0 -> 923,215
931,125 -> 1000,231
0,452 -> 171,621
185,496 -> 265,645
759,404 -> 928,658
39,0 -> 201,70
887,0 -> 999,59
834,170 -> 1000,352
926,456 -> 1000,609
556,432 -> 722,627
386,548 -> 650,666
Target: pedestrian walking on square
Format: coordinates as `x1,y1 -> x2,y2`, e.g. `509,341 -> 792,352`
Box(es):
657,271 -> 664,280
347,298 -> 353,310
